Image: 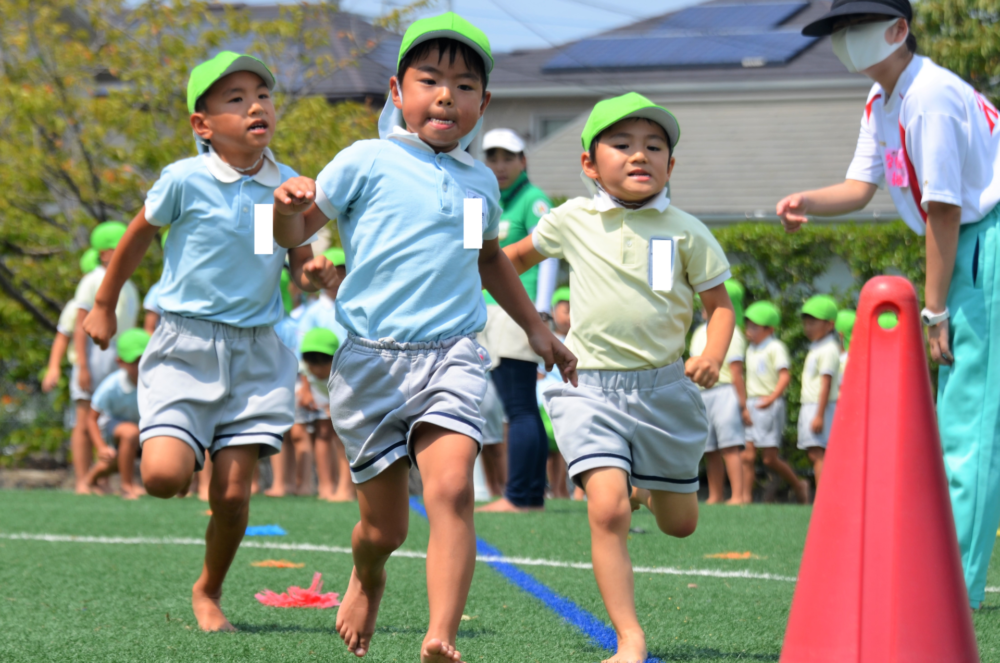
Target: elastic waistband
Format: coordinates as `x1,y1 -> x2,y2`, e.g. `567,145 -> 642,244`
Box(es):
345,333 -> 476,355
576,359 -> 686,392
159,312 -> 275,340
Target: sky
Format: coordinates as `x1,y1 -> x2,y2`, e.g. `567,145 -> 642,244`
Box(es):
230,0 -> 704,53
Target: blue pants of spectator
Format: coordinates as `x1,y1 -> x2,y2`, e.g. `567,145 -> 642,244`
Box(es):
492,358 -> 547,508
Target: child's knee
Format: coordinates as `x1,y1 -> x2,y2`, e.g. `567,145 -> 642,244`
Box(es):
358,518 -> 408,552
423,473 -> 474,512
659,514 -> 697,538
141,465 -> 190,498
587,495 -> 632,534
209,483 -> 252,520
762,453 -> 780,469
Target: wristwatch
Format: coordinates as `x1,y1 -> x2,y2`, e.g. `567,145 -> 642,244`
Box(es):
920,307 -> 949,327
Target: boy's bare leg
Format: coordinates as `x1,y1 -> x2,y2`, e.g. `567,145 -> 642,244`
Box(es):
704,451 -> 725,504
337,458 -> 410,657
630,487 -> 699,538
581,468 -> 647,663
480,442 -> 506,497
116,423 -> 144,499
289,423 -> 313,495
330,430 -> 357,502
72,400 -> 94,494
740,442 -> 757,503
83,456 -> 115,492
807,448 -> 825,487
314,420 -> 337,501
197,454 -> 214,502
191,444 -> 260,632
251,464 -> 260,495
548,452 -> 569,499
720,447 -> 745,505
265,432 -> 292,497
760,448 -> 810,503
413,424 -> 477,663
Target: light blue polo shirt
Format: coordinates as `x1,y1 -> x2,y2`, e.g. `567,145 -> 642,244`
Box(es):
296,293 -> 348,352
314,133 -> 501,342
91,369 -> 140,423
144,147 -> 313,328
143,280 -> 162,315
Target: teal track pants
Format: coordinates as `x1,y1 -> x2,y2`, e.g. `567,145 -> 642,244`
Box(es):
938,205 -> 1000,608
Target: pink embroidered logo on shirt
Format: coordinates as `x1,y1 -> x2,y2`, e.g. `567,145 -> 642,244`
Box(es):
885,149 -> 909,188
975,92 -> 998,135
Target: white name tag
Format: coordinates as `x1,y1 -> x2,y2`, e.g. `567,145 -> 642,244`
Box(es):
254,204 -> 274,255
463,198 -> 483,249
648,237 -> 674,292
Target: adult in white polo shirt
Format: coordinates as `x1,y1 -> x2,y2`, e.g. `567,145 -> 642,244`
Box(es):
776,0 -> 1000,609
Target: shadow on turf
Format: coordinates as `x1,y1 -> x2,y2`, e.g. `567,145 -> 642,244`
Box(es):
229,623 -> 499,638
650,646 -> 779,661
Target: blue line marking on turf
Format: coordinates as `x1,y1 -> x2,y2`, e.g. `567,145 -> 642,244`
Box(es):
408,497 -> 663,663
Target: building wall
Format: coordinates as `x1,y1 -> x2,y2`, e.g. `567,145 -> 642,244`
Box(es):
486,88 -> 898,223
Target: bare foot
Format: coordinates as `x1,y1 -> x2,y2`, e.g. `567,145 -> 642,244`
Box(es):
336,567 -> 385,657
191,582 -> 236,632
120,486 -> 143,500
421,637 -> 463,663
318,490 -> 337,502
629,487 -> 650,513
75,483 -> 92,495
264,488 -> 286,497
725,498 -> 745,506
329,491 -> 357,503
603,630 -> 646,663
474,498 -> 543,513
705,497 -> 723,505
794,480 -> 811,505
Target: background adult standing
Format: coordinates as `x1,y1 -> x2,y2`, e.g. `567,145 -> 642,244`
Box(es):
477,128 -> 558,512
776,0 -> 1000,609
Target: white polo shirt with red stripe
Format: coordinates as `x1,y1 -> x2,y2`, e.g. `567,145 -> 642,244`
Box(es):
846,55 -> 1000,234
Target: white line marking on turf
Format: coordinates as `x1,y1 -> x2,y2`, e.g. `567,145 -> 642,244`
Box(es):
3,532 -> 994,590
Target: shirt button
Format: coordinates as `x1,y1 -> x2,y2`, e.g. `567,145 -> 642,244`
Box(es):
243,206 -> 249,213
626,240 -> 633,247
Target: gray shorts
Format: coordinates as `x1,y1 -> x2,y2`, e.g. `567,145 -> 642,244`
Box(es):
295,384 -> 330,425
481,374 -> 505,445
541,359 -> 707,493
747,396 -> 786,449
70,340 -> 119,402
138,312 -> 296,470
701,384 -> 745,452
797,401 -> 836,450
328,334 -> 491,484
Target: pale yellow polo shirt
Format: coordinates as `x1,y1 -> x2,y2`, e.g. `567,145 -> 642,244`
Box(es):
745,335 -> 791,398
532,188 -> 730,371
800,334 -> 841,404
74,265 -> 141,342
689,323 -> 745,389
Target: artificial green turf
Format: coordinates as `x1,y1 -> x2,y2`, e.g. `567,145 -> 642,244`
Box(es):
0,491 -> 998,662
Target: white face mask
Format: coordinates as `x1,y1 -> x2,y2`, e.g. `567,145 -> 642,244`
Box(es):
831,19 -> 907,74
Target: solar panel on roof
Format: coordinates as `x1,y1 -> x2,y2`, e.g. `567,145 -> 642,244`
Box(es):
541,31 -> 817,72
656,2 -> 808,32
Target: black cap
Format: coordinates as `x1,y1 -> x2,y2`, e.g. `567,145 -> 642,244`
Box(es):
801,0 -> 912,37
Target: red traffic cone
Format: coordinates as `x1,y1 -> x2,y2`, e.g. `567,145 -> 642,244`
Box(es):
780,276 -> 978,662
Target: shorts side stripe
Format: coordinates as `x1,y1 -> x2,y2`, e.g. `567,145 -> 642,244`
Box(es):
567,452 -> 632,471
140,424 -> 206,450
352,440 -> 407,472
630,471 -> 699,485
424,411 -> 482,434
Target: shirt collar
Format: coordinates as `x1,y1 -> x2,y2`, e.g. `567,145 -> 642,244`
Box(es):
592,184 -> 670,214
809,332 -> 837,350
752,335 -> 774,351
202,146 -> 281,186
387,126 -> 476,167
882,55 -> 923,113
118,369 -> 136,395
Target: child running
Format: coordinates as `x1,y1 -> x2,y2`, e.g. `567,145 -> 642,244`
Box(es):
797,295 -> 841,487
82,328 -> 150,499
740,301 -> 810,504
271,13 -> 576,662
505,92 -> 735,663
83,51 -> 337,631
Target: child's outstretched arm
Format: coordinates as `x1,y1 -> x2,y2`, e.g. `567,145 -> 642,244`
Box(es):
273,178 -> 329,249
503,235 -> 547,276
480,238 -> 578,386
84,209 -> 158,350
686,283 -> 735,388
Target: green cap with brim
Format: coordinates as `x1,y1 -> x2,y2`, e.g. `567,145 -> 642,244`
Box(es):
80,248 -> 100,274
398,12 -> 494,79
187,51 -> 276,113
801,295 -> 838,321
300,328 -> 339,357
581,92 -> 680,151
91,221 -> 128,251
724,279 -> 745,328
551,286 -> 570,308
280,268 -> 292,315
746,301 -> 781,328
117,328 -> 150,363
324,247 -> 346,267
835,309 -> 856,349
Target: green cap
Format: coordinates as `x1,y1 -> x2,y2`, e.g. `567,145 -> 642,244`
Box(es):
398,12 -> 493,78
187,51 -> 276,113
300,328 -> 339,357
324,247 -> 346,267
551,286 -> 570,308
80,248 -> 100,274
116,328 -> 150,363
835,309 -> 856,349
724,279 -> 745,328
91,221 -> 128,251
878,310 -> 898,330
280,268 -> 292,315
746,301 -> 781,328
801,295 -> 838,321
581,92 -> 680,151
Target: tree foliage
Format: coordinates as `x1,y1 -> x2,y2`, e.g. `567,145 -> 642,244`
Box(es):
915,0 -> 1000,103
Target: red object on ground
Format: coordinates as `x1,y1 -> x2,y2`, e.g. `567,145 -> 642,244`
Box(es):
255,572 -> 341,609
780,276 -> 978,662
